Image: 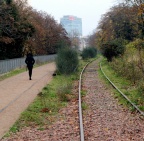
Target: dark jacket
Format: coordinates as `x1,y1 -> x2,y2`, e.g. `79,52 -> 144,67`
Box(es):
25,54 -> 35,67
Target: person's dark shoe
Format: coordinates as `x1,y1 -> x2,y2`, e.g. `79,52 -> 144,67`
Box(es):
29,78 -> 32,80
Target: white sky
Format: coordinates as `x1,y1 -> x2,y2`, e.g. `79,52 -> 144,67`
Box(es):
28,0 -> 118,36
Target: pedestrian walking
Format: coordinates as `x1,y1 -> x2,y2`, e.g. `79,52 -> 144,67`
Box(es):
25,53 -> 35,80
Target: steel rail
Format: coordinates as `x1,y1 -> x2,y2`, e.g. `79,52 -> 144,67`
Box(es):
100,62 -> 144,116
79,59 -> 95,141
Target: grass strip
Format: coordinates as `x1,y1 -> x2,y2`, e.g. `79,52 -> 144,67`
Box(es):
98,59 -> 144,112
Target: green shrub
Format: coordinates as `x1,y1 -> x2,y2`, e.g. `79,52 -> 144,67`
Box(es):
101,39 -> 125,62
81,47 -> 97,59
56,47 -> 79,75
110,39 -> 144,84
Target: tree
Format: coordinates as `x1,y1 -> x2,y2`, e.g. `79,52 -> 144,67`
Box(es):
25,10 -> 70,55
123,0 -> 144,39
87,32 -> 97,48
42,13 -> 70,54
0,0 -> 35,59
101,39 -> 125,62
0,0 -> 70,59
97,4 -> 136,43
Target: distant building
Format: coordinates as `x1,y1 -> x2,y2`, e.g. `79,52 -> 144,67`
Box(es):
60,15 -> 82,37
79,36 -> 88,51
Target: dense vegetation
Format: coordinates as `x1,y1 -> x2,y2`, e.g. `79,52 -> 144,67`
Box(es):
56,47 -> 79,75
101,39 -> 125,62
87,0 -> 144,110
81,47 -> 97,60
0,0 -> 70,60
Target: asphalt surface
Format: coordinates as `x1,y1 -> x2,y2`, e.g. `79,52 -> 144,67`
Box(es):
0,62 -> 56,139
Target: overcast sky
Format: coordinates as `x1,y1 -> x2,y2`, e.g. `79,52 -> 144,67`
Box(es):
28,0 -> 118,36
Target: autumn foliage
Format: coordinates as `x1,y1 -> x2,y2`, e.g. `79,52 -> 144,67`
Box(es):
0,0 -> 35,59
88,2 -> 144,60
0,0 -> 70,60
87,0 -> 144,91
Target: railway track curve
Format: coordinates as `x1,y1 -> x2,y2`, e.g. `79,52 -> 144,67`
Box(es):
78,59 -> 144,141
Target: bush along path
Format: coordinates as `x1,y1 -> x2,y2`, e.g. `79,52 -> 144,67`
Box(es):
2,59 -> 144,141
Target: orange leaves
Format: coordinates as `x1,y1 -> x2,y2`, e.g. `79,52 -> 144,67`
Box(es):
24,9 -> 70,55
0,36 -> 14,44
138,4 -> 144,16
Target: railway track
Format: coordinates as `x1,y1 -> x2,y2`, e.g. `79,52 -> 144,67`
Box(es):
78,59 -> 98,141
78,59 -> 144,141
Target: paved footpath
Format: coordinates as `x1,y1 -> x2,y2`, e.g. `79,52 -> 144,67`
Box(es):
0,62 -> 56,139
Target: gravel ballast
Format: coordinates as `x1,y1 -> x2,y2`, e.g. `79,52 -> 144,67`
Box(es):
1,60 -> 144,141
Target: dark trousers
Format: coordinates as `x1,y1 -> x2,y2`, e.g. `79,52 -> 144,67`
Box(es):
27,66 -> 33,79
